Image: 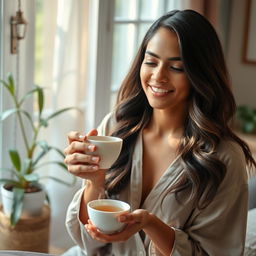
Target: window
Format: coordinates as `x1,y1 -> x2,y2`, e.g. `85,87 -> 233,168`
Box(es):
111,0 -> 181,93
89,0 -> 181,128
0,0 -> 3,169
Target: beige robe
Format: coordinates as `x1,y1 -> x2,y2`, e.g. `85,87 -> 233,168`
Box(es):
65,113 -> 248,256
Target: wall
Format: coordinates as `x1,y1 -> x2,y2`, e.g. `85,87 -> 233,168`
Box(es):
227,0 -> 256,108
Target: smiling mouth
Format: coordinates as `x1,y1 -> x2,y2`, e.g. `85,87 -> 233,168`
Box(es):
149,86 -> 174,95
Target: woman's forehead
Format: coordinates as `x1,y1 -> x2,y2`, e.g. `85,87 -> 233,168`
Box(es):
146,27 -> 181,58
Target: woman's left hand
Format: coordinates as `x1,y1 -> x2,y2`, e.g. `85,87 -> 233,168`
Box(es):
85,209 -> 151,243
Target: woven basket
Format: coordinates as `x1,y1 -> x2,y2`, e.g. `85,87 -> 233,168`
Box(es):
0,204 -> 50,253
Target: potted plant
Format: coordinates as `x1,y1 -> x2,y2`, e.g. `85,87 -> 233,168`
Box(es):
236,105 -> 256,134
0,73 -> 75,227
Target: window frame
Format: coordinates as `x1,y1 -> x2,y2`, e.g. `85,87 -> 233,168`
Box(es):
85,0 -> 115,131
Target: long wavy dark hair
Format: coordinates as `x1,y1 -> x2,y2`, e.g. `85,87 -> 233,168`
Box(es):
105,10 -> 256,208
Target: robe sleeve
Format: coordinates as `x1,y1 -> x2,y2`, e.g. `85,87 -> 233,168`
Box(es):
150,141 -> 248,256
65,112 -> 114,255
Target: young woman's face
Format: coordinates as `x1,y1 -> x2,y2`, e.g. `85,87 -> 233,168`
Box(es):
140,27 -> 190,112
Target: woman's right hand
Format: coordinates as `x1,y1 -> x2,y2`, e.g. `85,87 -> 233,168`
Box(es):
64,130 -> 105,183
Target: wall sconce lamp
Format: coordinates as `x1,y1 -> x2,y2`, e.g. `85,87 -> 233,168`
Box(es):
10,0 -> 28,54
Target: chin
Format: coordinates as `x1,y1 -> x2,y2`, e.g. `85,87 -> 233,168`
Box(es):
148,102 -> 169,110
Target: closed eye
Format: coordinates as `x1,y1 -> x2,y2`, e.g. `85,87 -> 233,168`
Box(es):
144,62 -> 157,66
170,66 -> 184,72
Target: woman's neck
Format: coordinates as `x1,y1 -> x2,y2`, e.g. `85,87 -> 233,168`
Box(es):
147,108 -> 187,139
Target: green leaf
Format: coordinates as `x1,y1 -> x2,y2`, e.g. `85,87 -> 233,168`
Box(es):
242,122 -> 255,133
48,160 -> 67,170
21,158 -> 32,175
19,87 -> 40,106
45,107 -> 76,122
32,141 -> 51,167
0,108 -> 35,131
0,108 -> 18,121
37,140 -> 50,151
37,86 -> 44,116
11,188 -> 24,226
24,173 -> 39,182
0,167 -> 19,178
32,151 -> 49,167
0,79 -> 9,88
7,73 -> 15,96
39,118 -> 48,127
0,179 -> 21,187
9,150 -> 21,172
0,79 -> 14,96
19,109 -> 36,131
51,146 -> 65,158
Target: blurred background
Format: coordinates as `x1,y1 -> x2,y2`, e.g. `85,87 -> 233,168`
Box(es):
0,0 -> 255,254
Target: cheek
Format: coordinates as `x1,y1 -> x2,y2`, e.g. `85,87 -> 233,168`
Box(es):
140,67 -> 148,86
180,81 -> 191,97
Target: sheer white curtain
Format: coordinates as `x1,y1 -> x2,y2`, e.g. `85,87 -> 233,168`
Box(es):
37,0 -> 89,250
39,0 -> 88,138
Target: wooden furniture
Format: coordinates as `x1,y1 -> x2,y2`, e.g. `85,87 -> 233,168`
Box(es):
0,251 -> 54,256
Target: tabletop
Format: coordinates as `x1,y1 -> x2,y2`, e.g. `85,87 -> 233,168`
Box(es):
0,251 -> 55,256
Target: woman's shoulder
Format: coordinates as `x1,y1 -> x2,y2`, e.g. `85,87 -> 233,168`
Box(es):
216,138 -> 245,159
216,138 -> 248,184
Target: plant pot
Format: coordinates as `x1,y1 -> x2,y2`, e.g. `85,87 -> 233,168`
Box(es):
0,184 -> 46,218
0,204 -> 50,252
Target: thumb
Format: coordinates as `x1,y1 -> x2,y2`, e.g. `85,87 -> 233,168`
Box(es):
87,129 -> 98,137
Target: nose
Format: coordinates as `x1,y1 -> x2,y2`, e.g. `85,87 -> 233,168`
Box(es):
152,65 -> 168,83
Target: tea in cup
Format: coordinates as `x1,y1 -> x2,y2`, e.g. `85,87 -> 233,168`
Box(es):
87,199 -> 130,234
87,136 -> 123,169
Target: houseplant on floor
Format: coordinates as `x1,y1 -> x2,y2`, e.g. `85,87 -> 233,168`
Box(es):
0,73 -> 76,252
236,105 -> 256,134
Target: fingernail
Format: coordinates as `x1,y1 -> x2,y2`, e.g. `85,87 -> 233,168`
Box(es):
78,135 -> 84,139
92,156 -> 99,163
88,145 -> 95,151
92,166 -> 99,170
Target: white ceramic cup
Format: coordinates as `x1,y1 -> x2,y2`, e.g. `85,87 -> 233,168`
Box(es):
87,136 -> 123,169
87,199 -> 130,234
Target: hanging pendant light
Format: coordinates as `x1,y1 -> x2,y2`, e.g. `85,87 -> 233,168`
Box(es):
10,0 -> 28,54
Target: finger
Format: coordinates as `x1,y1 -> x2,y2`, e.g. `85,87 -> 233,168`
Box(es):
117,213 -> 136,223
64,141 -> 96,155
67,131 -> 85,144
118,209 -> 149,225
87,223 -> 137,243
85,224 -> 109,243
67,164 -> 99,175
88,219 -> 94,225
86,219 -> 139,243
64,153 -> 100,165
86,129 -> 98,137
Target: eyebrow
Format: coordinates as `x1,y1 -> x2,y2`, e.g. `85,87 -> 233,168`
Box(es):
145,50 -> 181,61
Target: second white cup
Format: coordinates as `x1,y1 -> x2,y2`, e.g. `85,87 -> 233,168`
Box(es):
87,199 -> 130,234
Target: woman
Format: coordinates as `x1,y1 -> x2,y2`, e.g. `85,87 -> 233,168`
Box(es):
64,10 -> 255,255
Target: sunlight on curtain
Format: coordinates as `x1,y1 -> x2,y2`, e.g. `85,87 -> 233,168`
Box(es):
35,0 -> 88,180
34,0 -> 89,249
